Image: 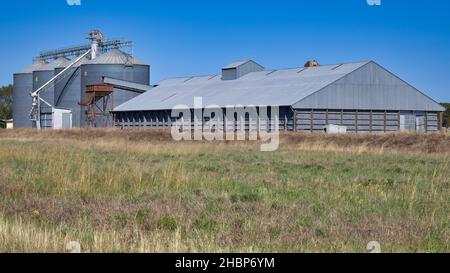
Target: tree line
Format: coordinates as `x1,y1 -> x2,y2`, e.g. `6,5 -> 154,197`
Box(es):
441,103 -> 450,128
0,85 -> 13,128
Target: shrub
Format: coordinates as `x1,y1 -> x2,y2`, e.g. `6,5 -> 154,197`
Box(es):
0,85 -> 12,121
441,103 -> 450,128
192,217 -> 218,233
157,216 -> 177,231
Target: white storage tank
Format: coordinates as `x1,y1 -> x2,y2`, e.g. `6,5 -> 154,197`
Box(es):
324,124 -> 348,134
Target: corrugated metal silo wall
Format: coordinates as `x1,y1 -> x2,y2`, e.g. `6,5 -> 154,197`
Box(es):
33,70 -> 55,106
33,70 -> 56,128
12,73 -> 33,128
54,67 -> 83,127
113,88 -> 143,110
80,64 -> 150,127
53,67 -> 65,105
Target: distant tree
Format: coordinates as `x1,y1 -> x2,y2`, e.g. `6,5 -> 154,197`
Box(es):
441,103 -> 450,128
0,85 -> 13,125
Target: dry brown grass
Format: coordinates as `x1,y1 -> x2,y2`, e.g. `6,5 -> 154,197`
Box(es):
0,129 -> 448,253
282,131 -> 450,154
1,129 -> 449,154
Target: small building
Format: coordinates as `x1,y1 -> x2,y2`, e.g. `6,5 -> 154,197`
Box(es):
6,119 -> 13,129
112,60 -> 446,133
0,119 -> 13,129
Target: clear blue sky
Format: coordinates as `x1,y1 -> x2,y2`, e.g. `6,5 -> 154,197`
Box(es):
0,0 -> 449,101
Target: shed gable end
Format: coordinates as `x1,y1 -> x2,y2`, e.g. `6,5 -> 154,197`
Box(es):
293,62 -> 445,112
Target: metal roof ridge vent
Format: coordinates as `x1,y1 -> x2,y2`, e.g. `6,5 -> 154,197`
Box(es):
331,64 -> 344,70
297,68 -> 307,74
266,70 -> 277,76
184,77 -> 195,83
221,60 -> 264,80
160,93 -> 177,103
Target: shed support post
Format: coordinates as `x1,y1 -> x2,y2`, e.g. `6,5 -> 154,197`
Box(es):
293,109 -> 298,132
285,114 -> 288,132
257,110 -> 261,133
138,112 -> 141,128
156,113 -> 159,129
151,112 -> 155,128
112,91 -> 115,127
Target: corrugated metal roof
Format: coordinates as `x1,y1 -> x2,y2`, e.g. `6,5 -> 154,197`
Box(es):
86,49 -> 147,65
114,61 -> 370,112
35,57 -> 70,71
55,56 -> 90,69
17,61 -> 49,74
103,77 -> 153,92
222,60 -> 253,69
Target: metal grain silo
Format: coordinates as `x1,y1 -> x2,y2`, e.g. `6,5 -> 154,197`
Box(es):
30,58 -> 70,128
53,57 -> 89,128
33,57 -> 69,106
54,49 -> 150,128
13,61 -> 47,128
79,49 -> 150,127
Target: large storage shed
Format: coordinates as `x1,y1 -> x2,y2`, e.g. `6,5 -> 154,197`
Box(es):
112,60 -> 445,133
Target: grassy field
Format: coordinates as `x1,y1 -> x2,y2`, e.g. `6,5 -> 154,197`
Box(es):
0,129 -> 448,253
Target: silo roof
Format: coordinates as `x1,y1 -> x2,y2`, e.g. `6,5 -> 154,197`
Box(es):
86,49 -> 147,65
35,57 -> 70,71
17,61 -> 49,74
55,56 -> 90,69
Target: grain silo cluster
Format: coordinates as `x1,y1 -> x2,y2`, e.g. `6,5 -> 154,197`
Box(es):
13,30 -> 150,129
12,30 -> 445,133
